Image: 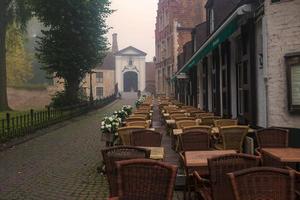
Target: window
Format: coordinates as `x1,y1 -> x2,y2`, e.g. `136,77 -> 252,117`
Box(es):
209,9 -> 215,33
96,72 -> 103,83
286,52 -> 300,113
96,87 -> 103,98
129,58 -> 133,65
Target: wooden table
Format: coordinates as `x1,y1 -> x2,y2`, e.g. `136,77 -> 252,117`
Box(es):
140,147 -> 164,160
261,148 -> 300,163
185,150 -> 236,175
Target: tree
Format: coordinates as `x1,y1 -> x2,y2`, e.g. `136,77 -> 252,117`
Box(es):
30,0 -> 112,106
0,0 -> 31,111
6,22 -> 33,86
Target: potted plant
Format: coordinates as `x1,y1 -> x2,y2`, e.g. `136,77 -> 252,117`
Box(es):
100,115 -> 121,146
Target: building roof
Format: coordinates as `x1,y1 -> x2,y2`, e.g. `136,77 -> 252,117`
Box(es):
96,51 -> 115,70
115,46 -> 147,56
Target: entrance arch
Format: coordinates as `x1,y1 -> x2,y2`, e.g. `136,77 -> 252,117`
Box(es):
123,71 -> 138,92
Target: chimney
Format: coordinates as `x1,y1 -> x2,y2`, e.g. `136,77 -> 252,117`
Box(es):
112,33 -> 119,53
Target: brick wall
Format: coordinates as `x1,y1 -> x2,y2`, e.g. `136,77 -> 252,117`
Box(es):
265,0 -> 300,127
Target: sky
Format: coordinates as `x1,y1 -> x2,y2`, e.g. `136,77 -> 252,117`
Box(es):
106,0 -> 158,61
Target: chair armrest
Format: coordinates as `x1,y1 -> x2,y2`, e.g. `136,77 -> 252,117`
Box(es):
193,171 -> 210,187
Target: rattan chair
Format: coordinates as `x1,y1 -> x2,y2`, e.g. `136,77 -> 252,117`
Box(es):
228,167 -> 295,200
194,153 -> 261,200
255,128 -> 289,167
125,117 -> 147,122
179,131 -> 210,151
214,126 -> 249,152
200,116 -> 221,126
117,126 -> 145,145
256,127 -> 289,148
195,112 -> 214,118
170,113 -> 186,119
131,130 -> 162,147
214,119 -> 238,127
126,121 -> 149,128
101,146 -> 151,197
114,159 -> 178,200
183,125 -> 211,133
176,120 -> 197,129
130,114 -> 149,120
173,116 -> 195,121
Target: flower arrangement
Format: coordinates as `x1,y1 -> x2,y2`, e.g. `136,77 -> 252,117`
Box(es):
122,105 -> 133,116
113,110 -> 128,122
100,116 -> 121,135
135,96 -> 146,108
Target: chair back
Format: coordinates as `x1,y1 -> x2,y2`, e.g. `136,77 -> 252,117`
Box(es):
214,119 -> 238,127
183,125 -> 211,133
101,146 -> 150,197
208,153 -> 261,200
118,126 -> 145,145
116,159 -> 178,200
176,120 -> 197,129
228,167 -> 295,200
126,121 -> 149,128
256,128 -> 289,148
126,117 -> 147,122
170,113 -> 186,119
180,131 -> 210,151
195,112 -> 214,118
200,116 -> 221,126
173,116 -> 195,121
220,126 -> 249,152
131,130 -> 162,147
130,114 -> 148,120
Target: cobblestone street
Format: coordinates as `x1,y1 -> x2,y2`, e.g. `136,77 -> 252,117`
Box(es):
0,98 -> 134,200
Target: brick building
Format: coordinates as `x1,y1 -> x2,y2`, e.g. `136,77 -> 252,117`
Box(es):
174,0 -> 300,144
155,0 -> 207,97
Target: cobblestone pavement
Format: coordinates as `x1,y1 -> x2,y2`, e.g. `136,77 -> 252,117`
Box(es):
0,99 -> 133,200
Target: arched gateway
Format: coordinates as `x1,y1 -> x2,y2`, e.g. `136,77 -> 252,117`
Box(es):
115,46 -> 147,93
123,71 -> 138,92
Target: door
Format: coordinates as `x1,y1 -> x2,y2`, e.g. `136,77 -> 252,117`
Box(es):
203,57 -> 209,111
123,71 -> 138,92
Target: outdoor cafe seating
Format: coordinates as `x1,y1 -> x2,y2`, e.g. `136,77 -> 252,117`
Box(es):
100,95 -> 300,200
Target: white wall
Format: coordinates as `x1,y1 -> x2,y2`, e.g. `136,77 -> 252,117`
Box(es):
115,54 -> 146,92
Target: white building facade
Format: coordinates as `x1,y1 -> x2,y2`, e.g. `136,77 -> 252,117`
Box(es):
115,46 -> 147,93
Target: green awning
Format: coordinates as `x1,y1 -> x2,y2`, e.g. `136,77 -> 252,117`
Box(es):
175,4 -> 252,76
179,18 -> 238,74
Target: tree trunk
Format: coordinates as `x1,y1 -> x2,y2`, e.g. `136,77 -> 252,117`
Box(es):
0,14 -> 10,111
65,79 -> 80,105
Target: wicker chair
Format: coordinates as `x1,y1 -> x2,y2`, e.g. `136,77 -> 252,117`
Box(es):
176,120 -> 197,129
194,153 -> 261,200
200,116 -> 221,126
195,112 -> 214,119
214,126 -> 249,152
256,127 -> 289,148
101,146 -> 151,197
183,125 -> 211,133
130,114 -> 149,120
213,119 -> 238,127
126,117 -> 147,122
170,113 -> 186,119
173,116 -> 195,121
126,121 -> 149,128
228,167 -> 296,200
179,131 -> 210,151
255,128 -> 289,167
117,126 -> 145,145
114,159 -> 178,200
131,130 -> 162,147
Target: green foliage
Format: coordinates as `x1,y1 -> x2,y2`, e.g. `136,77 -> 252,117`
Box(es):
6,22 -> 33,86
30,0 -> 112,105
